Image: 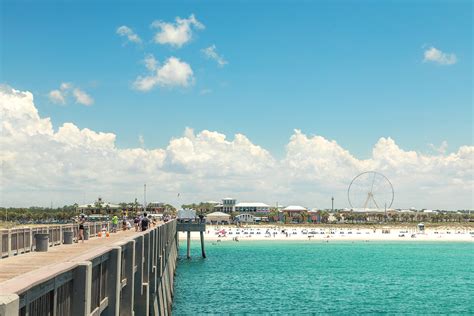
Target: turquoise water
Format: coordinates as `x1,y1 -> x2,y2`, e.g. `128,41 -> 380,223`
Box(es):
172,241 -> 474,315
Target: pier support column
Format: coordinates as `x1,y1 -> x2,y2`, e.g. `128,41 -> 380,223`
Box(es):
200,231 -> 206,258
186,231 -> 191,259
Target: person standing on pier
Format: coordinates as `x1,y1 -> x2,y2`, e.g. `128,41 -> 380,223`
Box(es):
78,214 -> 86,243
111,214 -> 119,233
141,213 -> 149,231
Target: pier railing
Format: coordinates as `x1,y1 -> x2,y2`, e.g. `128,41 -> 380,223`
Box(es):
0,222 -> 111,259
0,220 -> 178,316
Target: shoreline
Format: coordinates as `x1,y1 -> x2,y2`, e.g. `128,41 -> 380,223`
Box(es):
178,225 -> 474,242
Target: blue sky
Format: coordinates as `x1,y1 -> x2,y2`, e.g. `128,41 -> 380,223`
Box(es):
2,0 -> 472,158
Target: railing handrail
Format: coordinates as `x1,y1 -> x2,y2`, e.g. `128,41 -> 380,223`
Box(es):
0,221 -> 113,259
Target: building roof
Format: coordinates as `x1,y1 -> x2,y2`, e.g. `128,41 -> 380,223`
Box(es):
206,212 -> 231,217
205,200 -> 220,204
78,202 -> 120,209
235,202 -> 270,208
352,208 -> 387,213
282,205 -> 307,211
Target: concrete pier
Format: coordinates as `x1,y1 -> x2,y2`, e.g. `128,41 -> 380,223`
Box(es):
176,222 -> 206,259
0,220 -> 178,316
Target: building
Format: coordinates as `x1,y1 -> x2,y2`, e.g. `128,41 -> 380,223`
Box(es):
206,212 -> 231,224
235,213 -> 256,223
281,205 -> 308,223
282,205 -> 308,213
235,202 -> 270,213
221,198 -> 236,213
147,202 -> 165,213
78,197 -> 120,214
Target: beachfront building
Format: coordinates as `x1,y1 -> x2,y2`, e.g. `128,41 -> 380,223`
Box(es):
147,202 -> 165,213
308,209 -> 321,223
235,202 -> 270,213
218,198 -> 236,213
78,197 -> 120,214
281,205 -> 308,223
206,212 -> 231,224
235,213 -> 256,223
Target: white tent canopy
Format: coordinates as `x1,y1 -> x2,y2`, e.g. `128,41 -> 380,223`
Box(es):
282,205 -> 307,212
206,212 -> 231,224
78,202 -> 120,209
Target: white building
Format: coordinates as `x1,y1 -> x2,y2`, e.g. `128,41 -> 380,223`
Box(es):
235,202 -> 270,213
221,198 -> 236,213
235,213 -> 256,223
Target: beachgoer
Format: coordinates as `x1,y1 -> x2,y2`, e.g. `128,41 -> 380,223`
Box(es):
78,214 -> 86,243
134,217 -> 139,232
122,219 -> 127,231
112,215 -> 119,233
141,213 -> 149,231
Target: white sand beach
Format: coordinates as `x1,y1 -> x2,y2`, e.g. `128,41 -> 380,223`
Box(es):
179,225 -> 474,242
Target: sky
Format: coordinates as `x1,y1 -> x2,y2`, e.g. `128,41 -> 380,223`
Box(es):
0,0 -> 473,210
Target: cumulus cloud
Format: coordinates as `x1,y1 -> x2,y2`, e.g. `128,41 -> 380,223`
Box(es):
48,90 -> 66,104
151,14 -> 204,47
144,54 -> 158,71
72,88 -> 94,106
1,86 -> 473,210
133,56 -> 194,91
116,25 -> 142,44
429,141 -> 448,155
423,47 -> 457,65
48,83 -> 93,106
199,89 -> 212,95
201,45 -> 228,67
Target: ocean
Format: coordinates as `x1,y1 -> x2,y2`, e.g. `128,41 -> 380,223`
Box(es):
172,241 -> 474,315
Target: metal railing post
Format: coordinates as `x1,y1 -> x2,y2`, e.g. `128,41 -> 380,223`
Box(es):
7,230 -> 12,257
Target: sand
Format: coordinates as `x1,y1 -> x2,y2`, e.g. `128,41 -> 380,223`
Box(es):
179,225 -> 474,242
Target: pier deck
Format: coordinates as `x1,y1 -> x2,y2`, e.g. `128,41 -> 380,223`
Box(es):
0,229 -> 139,284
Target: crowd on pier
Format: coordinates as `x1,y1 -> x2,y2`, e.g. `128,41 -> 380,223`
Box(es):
75,212 -> 173,243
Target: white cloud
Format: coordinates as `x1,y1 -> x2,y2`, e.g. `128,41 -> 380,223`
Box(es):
144,54 -> 158,71
429,141 -> 448,155
199,89 -> 212,95
423,47 -> 457,65
133,56 -> 194,91
48,83 -> 93,106
138,135 -> 145,148
60,82 -> 72,90
48,90 -> 66,104
1,86 -> 473,210
72,88 -> 94,106
116,25 -> 142,44
201,45 -> 228,67
151,14 -> 204,47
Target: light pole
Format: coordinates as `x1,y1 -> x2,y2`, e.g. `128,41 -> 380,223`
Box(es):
144,184 -> 147,213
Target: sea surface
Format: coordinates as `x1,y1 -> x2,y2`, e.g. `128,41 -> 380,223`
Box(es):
172,241 -> 474,315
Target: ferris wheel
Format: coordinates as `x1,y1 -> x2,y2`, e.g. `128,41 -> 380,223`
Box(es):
347,171 -> 394,210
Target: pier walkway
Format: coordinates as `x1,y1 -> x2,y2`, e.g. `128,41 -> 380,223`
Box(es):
0,229 -> 138,283
0,221 -> 178,316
